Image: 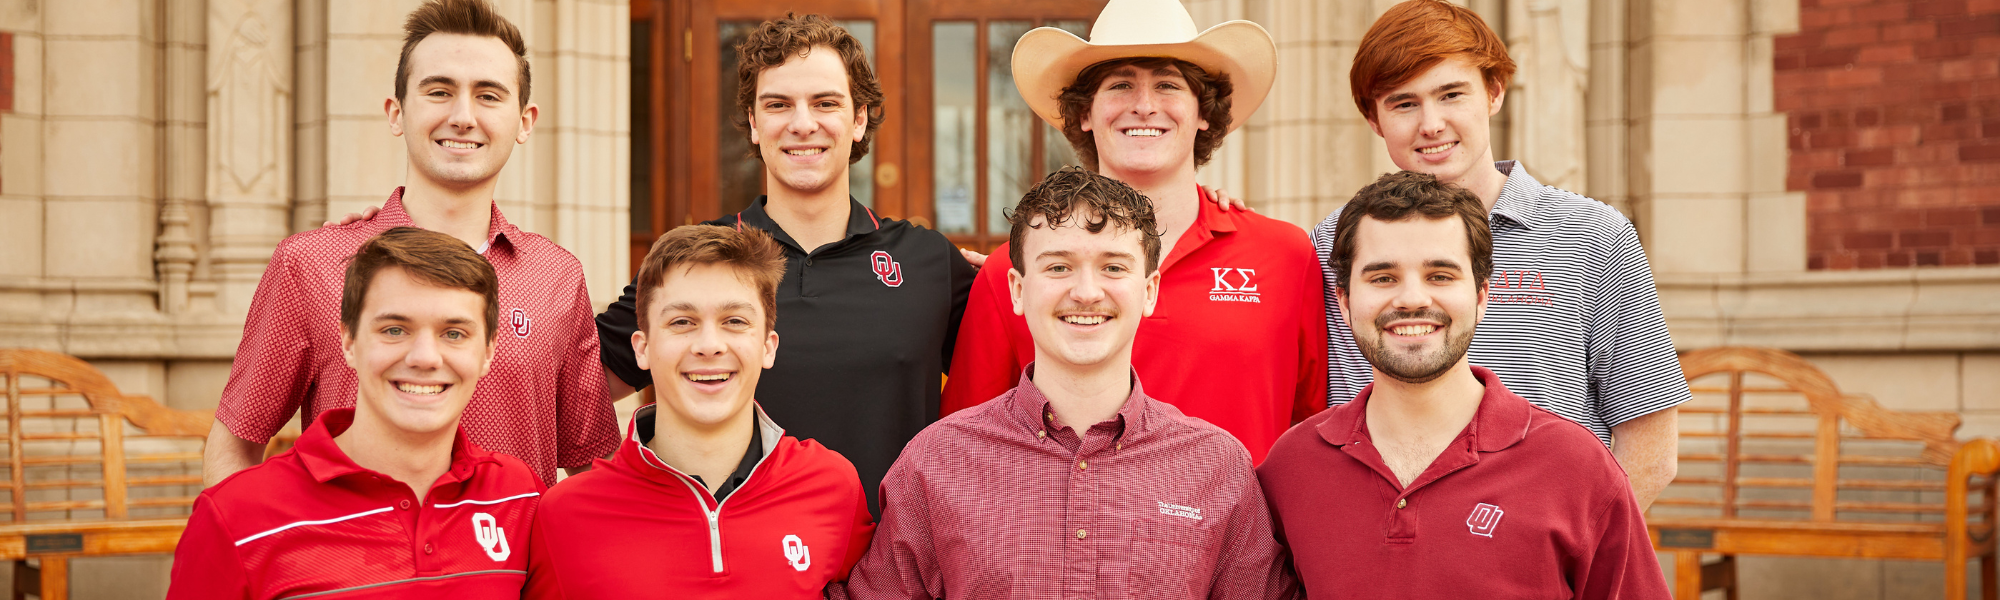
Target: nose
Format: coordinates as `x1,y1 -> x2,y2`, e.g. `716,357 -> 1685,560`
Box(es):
690,322 -> 729,357
1068,270 -> 1109,306
1390,277 -> 1435,313
1131,86 -> 1159,117
448,92 -> 477,131
1419,105 -> 1446,139
404,331 -> 444,370
787,103 -> 820,137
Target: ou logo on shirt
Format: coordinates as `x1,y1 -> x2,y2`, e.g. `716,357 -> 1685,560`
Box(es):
782,534 -> 811,572
472,512 -> 510,561
871,251 -> 903,288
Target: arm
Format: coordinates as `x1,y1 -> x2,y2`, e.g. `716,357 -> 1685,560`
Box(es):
556,278 -> 621,471
1292,255 -> 1330,424
523,507 -> 566,599
166,497 -> 250,599
1575,474 -> 1673,599
1611,407 -> 1678,510
594,276 -> 652,393
829,464 -> 941,600
940,240 -> 978,370
201,420 -> 265,488
1212,474 -> 1302,600
837,476 -> 879,581
940,259 -> 1023,417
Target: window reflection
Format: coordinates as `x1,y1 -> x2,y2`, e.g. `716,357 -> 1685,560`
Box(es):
933,22 -> 977,235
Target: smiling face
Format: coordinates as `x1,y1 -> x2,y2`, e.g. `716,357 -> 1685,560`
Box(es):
1081,64 -> 1209,179
634,263 -> 779,434
1367,56 -> 1504,189
341,266 -> 495,438
1337,214 -> 1487,384
1010,211 -> 1161,373
388,32 -> 537,191
749,46 -> 866,198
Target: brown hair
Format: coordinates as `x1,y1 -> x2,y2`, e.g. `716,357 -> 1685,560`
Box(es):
395,0 -> 532,106
1057,57 -> 1233,172
1350,0 -> 1515,122
733,14 -> 885,163
1008,166 -> 1164,274
340,227 -> 501,342
634,225 -> 788,332
1329,171 -> 1492,292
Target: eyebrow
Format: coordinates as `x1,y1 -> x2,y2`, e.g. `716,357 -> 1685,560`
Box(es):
1379,80 -> 1470,107
759,90 -> 849,103
1035,249 -> 1140,262
662,301 -> 759,314
418,75 -> 512,96
1358,259 -> 1467,272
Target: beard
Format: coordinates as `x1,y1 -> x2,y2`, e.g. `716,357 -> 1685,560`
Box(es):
1354,307 -> 1475,384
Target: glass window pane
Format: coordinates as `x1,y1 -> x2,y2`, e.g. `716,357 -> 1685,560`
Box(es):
836,20 -> 877,208
632,19 -> 652,234
1041,21 -> 1091,174
718,21 -> 761,217
933,22 -> 977,235
986,21 -> 1034,237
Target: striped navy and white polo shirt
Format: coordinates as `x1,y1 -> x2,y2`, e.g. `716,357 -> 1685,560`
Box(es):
1310,161 -> 1692,446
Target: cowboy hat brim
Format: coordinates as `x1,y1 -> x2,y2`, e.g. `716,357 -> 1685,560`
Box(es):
1011,20 -> 1276,135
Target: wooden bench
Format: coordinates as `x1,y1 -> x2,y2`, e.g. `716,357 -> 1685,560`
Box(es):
1649,346 -> 2000,600
0,349 -> 213,600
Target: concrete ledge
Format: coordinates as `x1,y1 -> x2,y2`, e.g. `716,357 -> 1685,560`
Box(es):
0,318 -> 242,360
1660,267 -> 2000,351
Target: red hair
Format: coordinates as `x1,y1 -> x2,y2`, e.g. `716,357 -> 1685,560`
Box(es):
1350,0 -> 1516,122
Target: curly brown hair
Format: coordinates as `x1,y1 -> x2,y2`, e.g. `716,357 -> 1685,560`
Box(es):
732,14 -> 885,163
1056,57 -> 1233,172
1008,166 -> 1164,275
1328,171 -> 1492,292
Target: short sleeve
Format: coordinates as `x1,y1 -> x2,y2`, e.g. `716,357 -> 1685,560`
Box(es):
940,251 -> 1025,417
214,244 -> 315,444
594,276 -> 650,391
166,496 -> 250,599
1586,224 -> 1692,427
940,237 -> 977,369
524,507 -> 567,600
1574,469 -> 1672,599
555,278 -> 620,468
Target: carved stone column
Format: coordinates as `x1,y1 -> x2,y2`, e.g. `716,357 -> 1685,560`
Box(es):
206,0 -> 292,316
157,0 -> 207,316
1505,0 -> 1591,194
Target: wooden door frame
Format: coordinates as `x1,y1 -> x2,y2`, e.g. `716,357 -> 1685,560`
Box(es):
905,0 -> 1106,251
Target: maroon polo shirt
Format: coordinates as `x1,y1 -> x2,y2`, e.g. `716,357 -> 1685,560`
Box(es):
1255,367 -> 1668,599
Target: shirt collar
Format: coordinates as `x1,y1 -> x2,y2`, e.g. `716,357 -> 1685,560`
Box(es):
735,196 -> 880,252
1193,185 -> 1242,234
1488,161 -> 1542,231
294,407 -> 483,484
1317,365 -> 1532,454
623,401 -> 784,485
1006,363 -> 1155,445
382,187 -> 520,254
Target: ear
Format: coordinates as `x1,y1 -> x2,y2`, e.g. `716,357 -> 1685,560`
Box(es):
515,102 -> 540,144
340,325 -> 361,370
748,108 -> 761,145
479,336 -> 498,379
854,104 -> 870,135
1141,268 -> 1162,317
631,330 -> 651,371
1474,278 -> 1490,324
1366,114 -> 1382,139
1334,284 -> 1355,332
1487,82 -> 1507,117
762,329 -> 780,370
385,98 -> 405,137
1008,267 -> 1027,317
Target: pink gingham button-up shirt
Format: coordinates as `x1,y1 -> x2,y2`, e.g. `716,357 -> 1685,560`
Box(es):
836,366 -> 1299,600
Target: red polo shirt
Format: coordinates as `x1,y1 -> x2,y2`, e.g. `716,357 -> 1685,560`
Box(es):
167,408 -> 545,599
215,188 -> 620,486
943,188 -> 1327,463
1254,367 -> 1669,599
526,403 -> 874,599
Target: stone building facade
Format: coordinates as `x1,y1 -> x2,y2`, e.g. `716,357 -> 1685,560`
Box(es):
0,0 -> 1993,597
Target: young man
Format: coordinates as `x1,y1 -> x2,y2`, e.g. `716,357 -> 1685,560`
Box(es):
204,0 -> 618,488
945,0 -> 1327,465
528,225 -> 873,598
595,15 -> 975,514
169,228 -> 544,598
1317,0 -> 1688,507
1258,172 -> 1668,598
838,167 -> 1296,600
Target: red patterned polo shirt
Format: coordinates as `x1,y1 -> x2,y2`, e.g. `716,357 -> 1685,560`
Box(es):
215,188 -> 620,485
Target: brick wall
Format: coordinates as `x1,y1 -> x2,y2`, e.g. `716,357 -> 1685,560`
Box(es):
1778,0 -> 2000,269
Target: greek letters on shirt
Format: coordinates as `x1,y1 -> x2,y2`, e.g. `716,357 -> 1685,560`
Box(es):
1209,267 -> 1261,303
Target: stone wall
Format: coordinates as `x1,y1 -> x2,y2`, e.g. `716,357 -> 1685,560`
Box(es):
1779,0 -> 2000,270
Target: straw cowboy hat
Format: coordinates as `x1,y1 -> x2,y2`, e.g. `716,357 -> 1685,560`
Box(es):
1011,0 -> 1276,134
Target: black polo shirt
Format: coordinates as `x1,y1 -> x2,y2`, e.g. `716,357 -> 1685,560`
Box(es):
598,196 -> 975,514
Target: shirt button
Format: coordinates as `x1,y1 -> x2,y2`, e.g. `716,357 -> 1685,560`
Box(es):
1036,430 -> 1046,439
423,543 -> 434,554
1397,498 -> 1408,509
399,499 -> 411,510
1077,461 -> 1088,470
1076,529 -> 1087,540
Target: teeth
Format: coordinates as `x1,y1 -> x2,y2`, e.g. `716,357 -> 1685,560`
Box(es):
1124,128 -> 1163,137
1418,142 -> 1455,154
1062,315 -> 1107,325
685,373 -> 730,382
397,383 -> 445,395
440,140 -> 479,149
1390,325 -> 1437,336
785,148 -> 826,156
